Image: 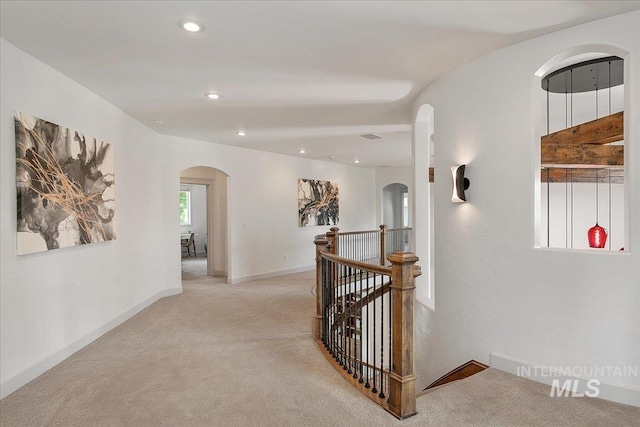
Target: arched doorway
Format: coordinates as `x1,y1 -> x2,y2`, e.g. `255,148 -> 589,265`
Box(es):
179,166 -> 229,281
382,183 -> 409,229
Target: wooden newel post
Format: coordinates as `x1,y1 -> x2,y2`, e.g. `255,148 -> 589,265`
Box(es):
326,227 -> 339,256
387,252 -> 418,419
313,235 -> 329,340
379,224 -> 387,266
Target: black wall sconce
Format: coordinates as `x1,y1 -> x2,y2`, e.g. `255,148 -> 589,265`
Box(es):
451,165 -> 470,203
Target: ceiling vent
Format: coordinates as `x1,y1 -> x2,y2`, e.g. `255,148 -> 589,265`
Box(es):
360,133 -> 382,140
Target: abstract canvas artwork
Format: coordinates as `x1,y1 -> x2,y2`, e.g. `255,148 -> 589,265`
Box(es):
15,112 -> 116,255
298,179 -> 339,227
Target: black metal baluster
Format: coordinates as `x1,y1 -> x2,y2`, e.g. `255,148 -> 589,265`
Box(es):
364,270 -> 371,389
358,268 -> 364,383
345,266 -> 351,373
332,262 -> 340,362
325,258 -> 330,351
388,277 -> 392,401
322,258 -> 327,346
379,275 -> 385,399
342,264 -> 348,368
328,259 -> 332,350
371,272 -> 377,395
352,269 -> 359,379
338,265 -> 347,366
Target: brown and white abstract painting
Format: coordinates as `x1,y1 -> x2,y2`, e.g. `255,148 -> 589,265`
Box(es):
298,179 -> 339,227
15,112 -> 116,255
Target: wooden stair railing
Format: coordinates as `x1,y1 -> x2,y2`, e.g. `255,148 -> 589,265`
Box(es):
327,225 -> 413,266
314,231 -> 420,419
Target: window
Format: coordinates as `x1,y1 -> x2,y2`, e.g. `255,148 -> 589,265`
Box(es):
402,192 -> 409,228
537,52 -> 626,251
180,189 -> 191,225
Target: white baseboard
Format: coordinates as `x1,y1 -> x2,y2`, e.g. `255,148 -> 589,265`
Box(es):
0,287 -> 183,399
490,352 -> 640,407
228,265 -> 314,284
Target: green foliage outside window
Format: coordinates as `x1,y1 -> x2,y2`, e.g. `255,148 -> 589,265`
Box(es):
180,190 -> 191,225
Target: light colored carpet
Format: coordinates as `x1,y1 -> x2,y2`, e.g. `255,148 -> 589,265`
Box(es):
1,271 -> 638,426
181,255 -> 208,281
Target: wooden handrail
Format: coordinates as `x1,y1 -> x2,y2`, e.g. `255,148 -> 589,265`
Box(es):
339,229 -> 381,236
320,251 -> 392,275
321,251 -> 421,279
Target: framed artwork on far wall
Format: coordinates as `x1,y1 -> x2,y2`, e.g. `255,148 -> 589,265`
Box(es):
298,179 -> 339,227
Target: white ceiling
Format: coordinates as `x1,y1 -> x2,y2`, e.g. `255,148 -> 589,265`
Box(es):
2,1 -> 639,168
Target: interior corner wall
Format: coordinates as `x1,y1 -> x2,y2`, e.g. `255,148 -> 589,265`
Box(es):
0,38 -> 178,398
0,38 -> 377,396
411,11 -> 640,404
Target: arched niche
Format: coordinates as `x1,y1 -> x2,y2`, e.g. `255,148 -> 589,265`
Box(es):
533,44 -> 630,252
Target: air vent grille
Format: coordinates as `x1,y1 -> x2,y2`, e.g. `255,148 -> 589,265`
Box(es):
360,133 -> 382,140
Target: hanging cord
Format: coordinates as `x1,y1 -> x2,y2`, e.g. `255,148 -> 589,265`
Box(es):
595,169 -> 599,225
570,69 -> 573,127
608,61 -> 612,116
547,168 -> 550,247
565,89 -> 568,128
565,168 -> 569,248
608,168 -> 612,250
570,170 -> 574,249
546,80 -> 550,134
595,73 -> 599,119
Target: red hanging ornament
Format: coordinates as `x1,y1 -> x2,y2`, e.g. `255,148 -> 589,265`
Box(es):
587,169 -> 608,249
588,223 -> 607,248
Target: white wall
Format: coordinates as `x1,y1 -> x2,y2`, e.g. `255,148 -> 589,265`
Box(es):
0,39 -> 179,397
0,39 -> 377,396
412,11 -> 640,406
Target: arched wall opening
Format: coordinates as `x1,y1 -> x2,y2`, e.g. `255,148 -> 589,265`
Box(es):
179,166 -> 229,279
413,103 -> 435,308
532,44 -> 630,252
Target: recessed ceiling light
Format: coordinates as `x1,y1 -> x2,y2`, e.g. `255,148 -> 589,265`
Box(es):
152,119 -> 163,124
299,149 -> 306,154
205,92 -> 220,100
181,21 -> 203,32
328,156 -> 335,160
354,159 -> 360,164
237,130 -> 246,136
